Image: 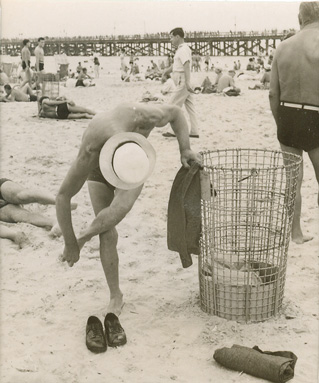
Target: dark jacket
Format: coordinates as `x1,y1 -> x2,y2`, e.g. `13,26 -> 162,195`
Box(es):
167,162 -> 202,268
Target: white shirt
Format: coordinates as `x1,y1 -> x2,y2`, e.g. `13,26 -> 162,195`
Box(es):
173,43 -> 191,72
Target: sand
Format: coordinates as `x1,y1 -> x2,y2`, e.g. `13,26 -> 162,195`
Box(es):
0,64 -> 318,383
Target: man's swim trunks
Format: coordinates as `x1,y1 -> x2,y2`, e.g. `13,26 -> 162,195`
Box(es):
22,60 -> 31,70
56,102 -> 70,119
0,178 -> 11,208
75,79 -> 85,87
277,104 -> 319,152
39,63 -> 44,71
87,167 -> 115,191
29,95 -> 37,102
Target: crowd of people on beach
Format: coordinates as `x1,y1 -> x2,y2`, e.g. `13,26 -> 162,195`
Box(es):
1,1 -> 318,359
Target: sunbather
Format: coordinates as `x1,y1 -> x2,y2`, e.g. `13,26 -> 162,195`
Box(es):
3,84 -> 38,102
38,96 -> 96,119
0,178 -> 76,237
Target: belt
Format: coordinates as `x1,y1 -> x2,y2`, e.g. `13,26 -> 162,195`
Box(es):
280,102 -> 319,111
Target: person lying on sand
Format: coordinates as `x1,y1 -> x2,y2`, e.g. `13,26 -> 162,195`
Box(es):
3,84 -> 38,102
0,178 -> 76,238
39,96 -> 96,119
56,102 -> 201,353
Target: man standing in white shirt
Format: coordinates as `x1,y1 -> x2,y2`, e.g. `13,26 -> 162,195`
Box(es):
162,28 -> 199,138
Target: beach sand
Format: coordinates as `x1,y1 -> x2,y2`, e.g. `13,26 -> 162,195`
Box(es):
0,66 -> 318,383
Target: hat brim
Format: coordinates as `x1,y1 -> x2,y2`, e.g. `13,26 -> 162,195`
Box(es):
99,132 -> 156,190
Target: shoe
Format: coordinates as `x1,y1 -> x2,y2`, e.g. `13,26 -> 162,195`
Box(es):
189,134 -> 199,138
162,132 -> 176,138
86,316 -> 107,353
104,313 -> 127,347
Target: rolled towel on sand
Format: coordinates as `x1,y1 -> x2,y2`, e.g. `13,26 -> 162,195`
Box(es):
213,344 -> 297,383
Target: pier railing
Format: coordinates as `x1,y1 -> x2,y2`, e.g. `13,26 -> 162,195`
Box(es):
1,29 -> 296,57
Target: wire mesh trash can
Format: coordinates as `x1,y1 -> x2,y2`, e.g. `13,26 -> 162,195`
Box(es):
199,149 -> 302,322
40,73 -> 60,99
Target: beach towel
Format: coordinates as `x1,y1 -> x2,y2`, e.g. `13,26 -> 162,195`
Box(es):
213,344 -> 297,383
167,162 -> 202,268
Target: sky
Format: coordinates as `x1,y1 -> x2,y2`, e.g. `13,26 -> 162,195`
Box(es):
1,0 -> 301,39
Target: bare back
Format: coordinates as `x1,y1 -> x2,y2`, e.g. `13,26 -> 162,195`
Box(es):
81,103 -> 177,155
11,89 -> 29,102
274,23 -> 319,105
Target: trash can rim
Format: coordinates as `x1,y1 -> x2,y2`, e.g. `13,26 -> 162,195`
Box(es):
199,148 -> 302,171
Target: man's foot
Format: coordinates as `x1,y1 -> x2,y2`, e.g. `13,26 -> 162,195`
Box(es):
49,223 -> 62,238
162,132 -> 176,138
104,313 -> 127,347
189,134 -> 199,138
86,316 -> 107,353
292,234 -> 313,244
107,294 -> 124,316
14,232 -> 29,248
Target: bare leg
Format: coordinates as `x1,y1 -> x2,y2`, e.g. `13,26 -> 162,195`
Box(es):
1,180 -> 77,209
280,144 -> 312,244
87,181 -> 124,316
22,83 -> 35,96
20,68 -> 32,88
67,113 -> 94,120
68,105 -> 96,115
100,228 -> 123,315
307,147 -> 319,206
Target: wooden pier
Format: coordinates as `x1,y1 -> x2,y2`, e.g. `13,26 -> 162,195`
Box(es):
1,31 -> 288,57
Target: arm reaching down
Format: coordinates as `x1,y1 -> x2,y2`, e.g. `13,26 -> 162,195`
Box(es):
77,186 -> 143,249
56,140 -> 98,266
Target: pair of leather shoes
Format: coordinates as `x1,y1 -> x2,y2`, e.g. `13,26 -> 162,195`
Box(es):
86,313 -> 127,353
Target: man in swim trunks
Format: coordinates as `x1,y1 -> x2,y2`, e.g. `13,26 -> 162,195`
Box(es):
269,1 -> 319,244
34,37 -> 45,72
39,96 -> 96,119
21,39 -> 32,87
4,84 -> 37,102
56,103 -> 201,352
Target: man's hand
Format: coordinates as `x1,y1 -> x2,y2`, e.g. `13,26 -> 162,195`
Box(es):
61,242 -> 80,267
181,149 -> 202,168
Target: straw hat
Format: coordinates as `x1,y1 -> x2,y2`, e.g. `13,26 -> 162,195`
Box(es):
99,132 -> 156,190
